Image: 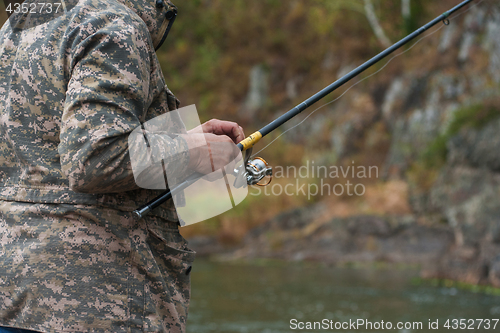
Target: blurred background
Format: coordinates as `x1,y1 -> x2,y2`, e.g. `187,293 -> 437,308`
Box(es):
2,0 -> 499,331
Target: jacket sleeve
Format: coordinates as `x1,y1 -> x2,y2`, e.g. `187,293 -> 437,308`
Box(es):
59,17 -> 190,194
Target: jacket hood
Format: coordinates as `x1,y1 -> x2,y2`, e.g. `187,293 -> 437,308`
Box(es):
116,0 -> 177,50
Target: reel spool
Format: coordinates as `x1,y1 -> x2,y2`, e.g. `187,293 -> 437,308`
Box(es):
246,157 -> 272,186
233,148 -> 272,188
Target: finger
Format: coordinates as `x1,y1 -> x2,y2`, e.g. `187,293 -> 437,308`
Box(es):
223,123 -> 244,143
233,149 -> 243,164
231,143 -> 241,159
200,119 -> 217,134
233,125 -> 245,144
187,124 -> 203,134
202,119 -> 245,143
213,121 -> 244,143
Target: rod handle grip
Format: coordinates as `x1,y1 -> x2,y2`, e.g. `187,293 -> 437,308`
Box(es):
238,131 -> 262,151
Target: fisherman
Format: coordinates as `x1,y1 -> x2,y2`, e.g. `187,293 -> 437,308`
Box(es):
0,0 -> 243,332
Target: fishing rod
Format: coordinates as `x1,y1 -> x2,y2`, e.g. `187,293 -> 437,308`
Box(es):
134,0 -> 474,219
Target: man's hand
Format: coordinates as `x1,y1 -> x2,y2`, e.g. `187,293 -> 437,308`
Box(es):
184,119 -> 245,176
199,119 -> 245,144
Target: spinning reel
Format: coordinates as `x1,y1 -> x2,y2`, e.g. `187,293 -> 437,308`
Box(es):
233,148 -> 272,188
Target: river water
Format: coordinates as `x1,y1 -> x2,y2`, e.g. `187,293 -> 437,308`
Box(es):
186,259 -> 499,333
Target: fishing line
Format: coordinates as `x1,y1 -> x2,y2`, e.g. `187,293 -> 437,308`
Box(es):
252,0 -> 485,158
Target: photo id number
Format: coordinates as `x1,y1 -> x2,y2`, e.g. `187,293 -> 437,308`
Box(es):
6,2 -> 63,14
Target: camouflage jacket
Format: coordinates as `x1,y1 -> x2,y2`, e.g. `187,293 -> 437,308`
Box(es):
0,0 -> 195,331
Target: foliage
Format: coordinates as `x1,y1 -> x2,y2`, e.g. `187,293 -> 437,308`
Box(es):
408,98 -> 500,192
422,99 -> 500,169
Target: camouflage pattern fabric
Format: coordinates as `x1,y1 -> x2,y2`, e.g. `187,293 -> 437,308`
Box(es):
0,0 -> 195,331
